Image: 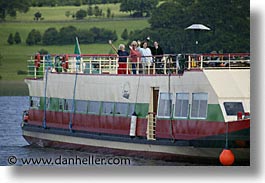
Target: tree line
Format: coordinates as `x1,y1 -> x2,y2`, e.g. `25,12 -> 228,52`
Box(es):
7,26 -> 118,46
31,0 -> 120,7
1,0 -> 158,21
128,0 -> 250,53
2,0 -> 249,53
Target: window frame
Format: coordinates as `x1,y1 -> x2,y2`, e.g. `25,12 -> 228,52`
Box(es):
115,102 -> 129,116
30,96 -> 40,109
58,98 -> 64,111
190,92 -> 208,119
157,92 -> 173,118
101,101 -> 115,115
223,102 -> 245,116
75,100 -> 88,114
87,101 -> 101,115
174,93 -> 189,119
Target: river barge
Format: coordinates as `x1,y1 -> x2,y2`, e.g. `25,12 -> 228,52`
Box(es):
21,52 -> 250,165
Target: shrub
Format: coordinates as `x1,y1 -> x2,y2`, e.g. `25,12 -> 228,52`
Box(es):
17,70 -> 27,75
43,28 -> 59,45
14,32 -> 22,44
121,28 -> 128,40
76,9 -> 87,20
7,33 -> 14,45
38,49 -> 49,55
26,29 -> 42,45
58,26 -> 77,44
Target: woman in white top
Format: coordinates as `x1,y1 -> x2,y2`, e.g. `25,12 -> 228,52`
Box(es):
138,41 -> 153,74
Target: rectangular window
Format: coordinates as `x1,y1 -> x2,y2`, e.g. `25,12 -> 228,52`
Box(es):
128,103 -> 136,116
76,100 -> 88,113
174,93 -> 189,118
59,99 -> 63,111
190,93 -> 208,119
115,103 -> 128,116
30,96 -> 40,109
30,97 -> 40,109
224,102 -> 244,116
88,101 -> 101,114
102,102 -> 114,115
64,99 -> 73,112
157,92 -> 173,118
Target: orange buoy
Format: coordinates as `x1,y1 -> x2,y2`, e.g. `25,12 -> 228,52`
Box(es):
219,149 -> 235,166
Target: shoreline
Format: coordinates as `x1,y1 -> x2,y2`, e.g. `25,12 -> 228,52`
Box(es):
0,80 -> 28,96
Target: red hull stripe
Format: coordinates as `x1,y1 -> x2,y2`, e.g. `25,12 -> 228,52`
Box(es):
28,109 -> 250,140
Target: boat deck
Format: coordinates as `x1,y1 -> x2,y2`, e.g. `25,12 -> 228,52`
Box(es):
27,53 -> 250,79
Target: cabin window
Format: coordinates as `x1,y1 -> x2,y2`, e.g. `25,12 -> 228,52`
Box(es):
102,102 -> 115,115
115,103 -> 128,116
30,96 -> 40,109
128,103 -> 136,116
88,101 -> 101,114
59,99 -> 63,111
224,102 -> 244,116
76,100 -> 88,113
174,93 -> 189,118
190,93 -> 208,119
157,92 -> 173,118
64,99 -> 73,112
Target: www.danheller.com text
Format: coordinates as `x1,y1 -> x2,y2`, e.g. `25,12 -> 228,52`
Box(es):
7,155 -> 131,166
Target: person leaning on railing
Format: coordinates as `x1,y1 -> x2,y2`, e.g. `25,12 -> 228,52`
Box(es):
109,40 -> 130,74
149,41 -> 164,74
138,41 -> 153,74
129,41 -> 141,74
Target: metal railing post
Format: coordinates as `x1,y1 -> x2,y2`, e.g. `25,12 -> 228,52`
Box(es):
200,55 -> 203,70
126,57 -> 129,74
188,55 -> 191,70
228,54 -> 231,70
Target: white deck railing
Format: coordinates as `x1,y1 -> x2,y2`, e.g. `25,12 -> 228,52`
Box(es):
27,53 -> 250,79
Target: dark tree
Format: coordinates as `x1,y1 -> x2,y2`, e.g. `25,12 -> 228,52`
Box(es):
146,0 -> 250,53
121,28 -> 128,40
107,7 -> 111,18
43,28 -> 59,45
7,33 -> 14,45
87,6 -> 93,16
73,0 -> 82,6
38,48 -> 49,55
76,9 -> 87,20
34,11 -> 42,21
0,0 -> 30,20
94,6 -> 102,17
58,26 -> 77,44
65,11 -> 71,18
14,32 -> 22,44
77,29 -> 95,43
26,32 -> 35,46
120,0 -> 158,17
26,29 -> 42,45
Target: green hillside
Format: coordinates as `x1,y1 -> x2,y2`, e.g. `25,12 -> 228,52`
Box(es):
0,4 -> 150,82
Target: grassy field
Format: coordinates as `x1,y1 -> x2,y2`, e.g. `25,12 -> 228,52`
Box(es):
6,4 -> 130,22
0,4 -> 150,95
0,4 -> 150,79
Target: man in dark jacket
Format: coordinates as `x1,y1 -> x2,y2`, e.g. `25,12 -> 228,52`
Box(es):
150,41 -> 164,74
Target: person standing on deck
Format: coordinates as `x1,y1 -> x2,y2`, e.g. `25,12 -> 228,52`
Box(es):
138,41 -> 153,74
150,41 -> 164,74
109,40 -> 130,74
129,41 -> 141,74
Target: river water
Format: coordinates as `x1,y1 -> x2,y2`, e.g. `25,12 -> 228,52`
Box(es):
0,96 -> 213,166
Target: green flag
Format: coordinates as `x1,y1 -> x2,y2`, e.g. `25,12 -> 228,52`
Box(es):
74,37 -> 81,55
